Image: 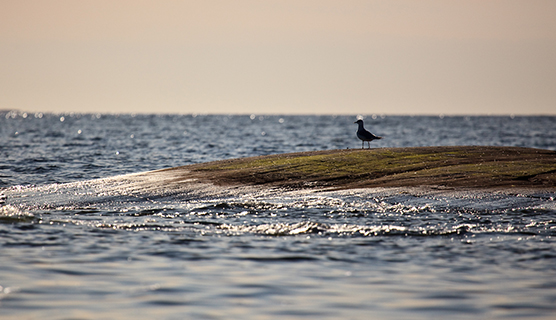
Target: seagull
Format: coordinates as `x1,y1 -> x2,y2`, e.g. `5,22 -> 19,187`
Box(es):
354,119 -> 382,149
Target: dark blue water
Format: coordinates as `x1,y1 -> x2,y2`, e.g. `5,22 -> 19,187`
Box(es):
1,111 -> 556,319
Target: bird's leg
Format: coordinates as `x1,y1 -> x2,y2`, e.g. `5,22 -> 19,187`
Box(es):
361,141 -> 364,149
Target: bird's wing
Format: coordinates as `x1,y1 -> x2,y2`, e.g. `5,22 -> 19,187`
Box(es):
361,130 -> 376,139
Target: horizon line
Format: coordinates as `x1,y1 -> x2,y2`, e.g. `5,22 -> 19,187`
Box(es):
2,109 -> 555,118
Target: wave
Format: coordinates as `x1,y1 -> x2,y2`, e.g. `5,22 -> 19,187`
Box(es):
2,169 -> 555,241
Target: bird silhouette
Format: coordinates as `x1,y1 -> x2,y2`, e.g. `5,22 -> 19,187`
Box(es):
354,119 -> 382,149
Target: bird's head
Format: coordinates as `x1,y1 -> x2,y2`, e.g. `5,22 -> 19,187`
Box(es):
354,119 -> 363,124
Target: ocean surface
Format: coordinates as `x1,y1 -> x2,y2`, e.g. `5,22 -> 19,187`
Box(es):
1,111 -> 555,319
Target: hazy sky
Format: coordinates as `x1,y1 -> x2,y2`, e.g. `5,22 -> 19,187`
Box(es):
1,0 -> 555,115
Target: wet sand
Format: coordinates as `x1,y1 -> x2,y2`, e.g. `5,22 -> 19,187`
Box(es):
158,146 -> 556,192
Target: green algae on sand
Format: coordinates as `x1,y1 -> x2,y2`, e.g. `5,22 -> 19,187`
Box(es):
163,146 -> 556,190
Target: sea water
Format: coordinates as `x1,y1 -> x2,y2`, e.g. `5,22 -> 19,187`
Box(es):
1,112 -> 555,319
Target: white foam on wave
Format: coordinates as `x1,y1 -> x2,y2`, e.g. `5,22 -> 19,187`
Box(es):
3,167 -> 555,218
2,168 -> 258,210
218,221 -> 408,236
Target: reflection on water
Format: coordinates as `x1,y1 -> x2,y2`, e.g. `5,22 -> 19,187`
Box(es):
1,113 -> 556,319
2,180 -> 556,319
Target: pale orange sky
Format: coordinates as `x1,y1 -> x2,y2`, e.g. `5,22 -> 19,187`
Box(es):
1,0 -> 555,115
